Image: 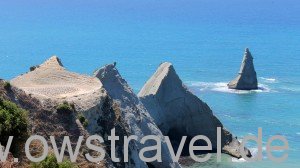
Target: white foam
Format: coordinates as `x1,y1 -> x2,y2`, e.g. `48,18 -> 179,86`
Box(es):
188,81 -> 272,94
260,77 -> 277,83
232,157 -> 246,163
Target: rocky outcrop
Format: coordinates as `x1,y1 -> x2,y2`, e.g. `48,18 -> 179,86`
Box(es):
10,56 -> 103,105
94,63 -> 181,168
10,56 -> 113,148
228,48 -> 258,90
138,62 -> 251,158
3,76 -> 112,167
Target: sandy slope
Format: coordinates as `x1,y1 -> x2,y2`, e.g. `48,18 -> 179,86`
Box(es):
10,56 -> 103,104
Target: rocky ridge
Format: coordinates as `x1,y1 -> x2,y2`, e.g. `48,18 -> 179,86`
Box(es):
94,63 -> 180,168
1,56 -> 252,167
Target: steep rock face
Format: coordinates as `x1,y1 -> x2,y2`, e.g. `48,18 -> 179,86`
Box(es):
228,48 -> 258,90
138,62 -> 251,158
94,63 -> 181,168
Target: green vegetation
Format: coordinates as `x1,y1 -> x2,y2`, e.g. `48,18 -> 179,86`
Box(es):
57,101 -> 73,113
3,81 -> 11,90
0,97 -> 28,154
77,114 -> 88,128
30,154 -> 77,168
83,120 -> 89,128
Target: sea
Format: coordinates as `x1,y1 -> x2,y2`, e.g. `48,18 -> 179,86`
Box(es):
0,0 -> 299,167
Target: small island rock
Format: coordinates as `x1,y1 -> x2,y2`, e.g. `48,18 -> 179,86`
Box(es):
228,48 -> 258,90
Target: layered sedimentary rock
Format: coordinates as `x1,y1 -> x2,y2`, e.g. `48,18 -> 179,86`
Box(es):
10,56 -> 104,107
7,59 -> 114,167
10,56 -> 112,140
94,63 -> 180,168
10,57 -> 180,167
228,48 -> 258,90
138,62 -> 251,158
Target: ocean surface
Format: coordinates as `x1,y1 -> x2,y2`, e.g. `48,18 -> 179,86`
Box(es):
1,0 -> 299,167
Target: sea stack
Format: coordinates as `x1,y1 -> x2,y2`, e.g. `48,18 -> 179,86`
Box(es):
228,48 -> 258,90
138,62 -> 251,158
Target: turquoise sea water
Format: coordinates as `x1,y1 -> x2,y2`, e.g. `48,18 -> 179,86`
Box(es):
1,0 -> 299,167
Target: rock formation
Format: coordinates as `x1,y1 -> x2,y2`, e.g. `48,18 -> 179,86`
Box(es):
5,56 -> 252,167
94,63 -> 180,168
10,56 -> 103,103
228,48 -> 258,90
6,60 -> 113,167
138,62 -> 251,158
9,57 -> 180,168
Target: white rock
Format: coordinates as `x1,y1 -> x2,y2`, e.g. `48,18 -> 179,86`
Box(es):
138,62 -> 251,158
94,63 -> 181,168
228,48 -> 258,90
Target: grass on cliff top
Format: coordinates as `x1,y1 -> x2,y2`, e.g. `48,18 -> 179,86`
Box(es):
30,154 -> 77,168
0,97 -> 28,154
3,81 -> 11,90
56,101 -> 74,113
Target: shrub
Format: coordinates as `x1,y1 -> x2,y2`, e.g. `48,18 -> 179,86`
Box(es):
83,120 -> 89,128
57,101 -> 73,113
0,97 -> 28,154
77,114 -> 86,124
3,81 -> 11,90
77,114 -> 88,128
30,154 -> 77,168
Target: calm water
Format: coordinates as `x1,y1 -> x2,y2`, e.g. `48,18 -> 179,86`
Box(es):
1,0 -> 299,167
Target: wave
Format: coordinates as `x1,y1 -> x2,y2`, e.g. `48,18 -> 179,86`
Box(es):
232,157 -> 246,163
188,82 -> 272,94
259,77 -> 277,83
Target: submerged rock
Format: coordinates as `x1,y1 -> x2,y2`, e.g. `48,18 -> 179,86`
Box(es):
138,62 -> 251,158
228,48 -> 258,90
94,63 -> 181,168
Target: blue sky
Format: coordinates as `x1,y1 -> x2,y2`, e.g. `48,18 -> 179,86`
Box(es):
1,0 -> 299,27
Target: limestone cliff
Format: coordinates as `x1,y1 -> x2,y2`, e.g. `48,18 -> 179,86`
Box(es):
94,63 -> 181,168
228,48 -> 258,90
138,62 -> 251,158
7,57 -> 180,168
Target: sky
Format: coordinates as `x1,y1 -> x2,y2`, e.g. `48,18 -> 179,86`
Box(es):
1,0 -> 300,28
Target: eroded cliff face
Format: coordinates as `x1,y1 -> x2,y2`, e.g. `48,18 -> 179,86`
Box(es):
1,77 -> 112,168
94,63 -> 181,168
228,48 -> 258,90
3,56 -> 251,167
138,62 -> 251,158
6,57 -> 181,168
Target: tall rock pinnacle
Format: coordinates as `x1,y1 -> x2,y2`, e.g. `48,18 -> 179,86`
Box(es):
228,48 -> 258,90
